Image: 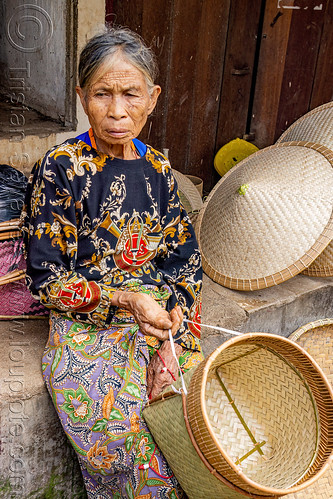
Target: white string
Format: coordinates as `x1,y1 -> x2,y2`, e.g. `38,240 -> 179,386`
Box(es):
183,318 -> 244,337
168,329 -> 188,395
167,320 -> 243,396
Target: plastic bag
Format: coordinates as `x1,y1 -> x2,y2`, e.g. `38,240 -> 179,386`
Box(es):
0,164 -> 28,222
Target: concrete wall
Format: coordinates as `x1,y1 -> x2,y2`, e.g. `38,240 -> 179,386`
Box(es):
0,0 -> 105,177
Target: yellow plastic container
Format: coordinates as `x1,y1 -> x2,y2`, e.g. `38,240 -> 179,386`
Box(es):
214,138 -> 259,176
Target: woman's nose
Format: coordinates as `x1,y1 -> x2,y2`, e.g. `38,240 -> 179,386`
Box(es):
108,96 -> 127,119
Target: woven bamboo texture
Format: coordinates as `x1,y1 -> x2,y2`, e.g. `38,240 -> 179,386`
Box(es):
144,369 -> 264,499
277,102 -> 333,277
287,319 -> 333,499
277,102 -> 333,152
0,218 -> 48,317
144,333 -> 333,498
185,174 -> 203,197
301,245 -> 333,277
172,169 -> 203,231
196,141 -> 333,290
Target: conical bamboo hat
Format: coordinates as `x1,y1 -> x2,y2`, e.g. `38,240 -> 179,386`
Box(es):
277,101 -> 333,276
196,142 -> 333,290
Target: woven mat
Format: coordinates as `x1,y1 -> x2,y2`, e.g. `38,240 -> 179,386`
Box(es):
287,319 -> 333,499
197,142 -> 333,290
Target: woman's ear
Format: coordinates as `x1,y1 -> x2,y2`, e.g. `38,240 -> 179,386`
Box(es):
76,86 -> 88,115
148,85 -> 161,115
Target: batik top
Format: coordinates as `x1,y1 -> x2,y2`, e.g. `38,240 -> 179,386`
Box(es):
20,131 -> 202,351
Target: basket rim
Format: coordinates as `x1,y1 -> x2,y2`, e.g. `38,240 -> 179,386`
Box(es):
194,332 -> 333,496
196,141 -> 333,290
289,318 -> 333,342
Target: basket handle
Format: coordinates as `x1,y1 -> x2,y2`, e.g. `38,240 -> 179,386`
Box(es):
0,230 -> 21,240
0,219 -> 21,240
168,328 -> 188,395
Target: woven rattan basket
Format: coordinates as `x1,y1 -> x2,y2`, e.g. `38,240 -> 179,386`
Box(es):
0,219 -> 48,318
143,333 -> 333,498
287,319 -> 333,499
172,169 -> 203,230
276,102 -> 333,277
196,141 -> 333,290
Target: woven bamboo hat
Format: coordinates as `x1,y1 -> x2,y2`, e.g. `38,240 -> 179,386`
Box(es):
287,319 -> 333,499
276,102 -> 333,277
277,101 -> 333,151
143,333 -> 333,498
196,141 -> 333,290
172,169 -> 203,229
301,242 -> 333,277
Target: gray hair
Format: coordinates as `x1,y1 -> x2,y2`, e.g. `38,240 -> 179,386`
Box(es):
78,27 -> 159,93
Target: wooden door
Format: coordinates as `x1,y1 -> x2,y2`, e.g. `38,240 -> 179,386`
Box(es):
249,0 -> 332,148
106,0 -> 333,192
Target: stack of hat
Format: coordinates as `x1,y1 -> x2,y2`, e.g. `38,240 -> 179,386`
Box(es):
197,101 -> 333,290
276,102 -> 333,277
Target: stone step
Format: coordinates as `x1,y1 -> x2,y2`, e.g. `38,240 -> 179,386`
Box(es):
0,318 -> 86,498
202,272 -> 333,355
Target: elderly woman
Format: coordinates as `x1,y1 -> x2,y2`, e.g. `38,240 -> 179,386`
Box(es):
21,27 -> 203,498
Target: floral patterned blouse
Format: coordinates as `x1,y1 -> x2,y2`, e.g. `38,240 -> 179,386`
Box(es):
21,132 -> 202,351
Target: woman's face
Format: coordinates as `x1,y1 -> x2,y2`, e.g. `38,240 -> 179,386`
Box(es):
77,54 -> 161,158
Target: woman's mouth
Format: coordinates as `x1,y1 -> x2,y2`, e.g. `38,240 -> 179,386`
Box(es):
106,129 -> 129,138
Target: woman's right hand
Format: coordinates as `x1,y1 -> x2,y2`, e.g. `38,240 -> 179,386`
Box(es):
111,290 -> 183,341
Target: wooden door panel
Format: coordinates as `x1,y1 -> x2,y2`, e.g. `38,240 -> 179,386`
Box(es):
250,0 -> 293,148
275,0 -> 328,140
106,1 -> 333,190
140,0 -> 173,149
185,0 -> 230,188
310,0 -> 333,108
251,0 -> 329,147
163,0 -> 205,172
216,0 -> 262,148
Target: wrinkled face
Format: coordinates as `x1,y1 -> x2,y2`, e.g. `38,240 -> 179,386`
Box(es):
77,54 -> 161,155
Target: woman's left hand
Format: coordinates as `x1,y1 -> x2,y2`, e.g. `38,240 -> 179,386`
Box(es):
146,339 -> 183,400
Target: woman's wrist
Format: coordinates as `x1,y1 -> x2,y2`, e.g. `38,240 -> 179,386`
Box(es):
111,290 -> 135,310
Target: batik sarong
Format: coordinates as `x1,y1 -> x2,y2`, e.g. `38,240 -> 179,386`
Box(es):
42,307 -> 203,499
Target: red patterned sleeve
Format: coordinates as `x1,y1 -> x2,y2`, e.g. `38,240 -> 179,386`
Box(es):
21,153 -> 117,328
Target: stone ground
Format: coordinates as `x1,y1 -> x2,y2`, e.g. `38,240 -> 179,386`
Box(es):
1,273 -> 333,497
